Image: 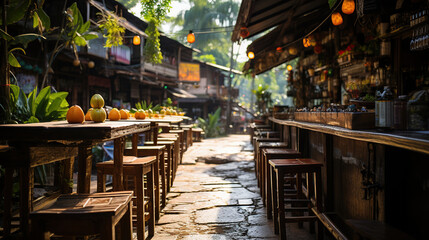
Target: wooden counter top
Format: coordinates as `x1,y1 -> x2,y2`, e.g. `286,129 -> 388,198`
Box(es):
269,117 -> 429,155
0,120 -> 151,142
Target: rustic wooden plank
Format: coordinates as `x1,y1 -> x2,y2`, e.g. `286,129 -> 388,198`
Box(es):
0,121 -> 150,141
269,118 -> 429,155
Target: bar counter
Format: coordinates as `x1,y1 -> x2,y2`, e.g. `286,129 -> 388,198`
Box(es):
269,117 -> 429,155
268,117 -> 429,239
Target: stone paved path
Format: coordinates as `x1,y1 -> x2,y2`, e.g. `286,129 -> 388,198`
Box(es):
153,134 -> 314,240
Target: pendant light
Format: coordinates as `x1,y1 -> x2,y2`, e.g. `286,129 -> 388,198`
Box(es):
187,30 -> 195,44
133,36 -> 141,45
342,0 -> 355,15
331,12 -> 343,26
247,51 -> 255,59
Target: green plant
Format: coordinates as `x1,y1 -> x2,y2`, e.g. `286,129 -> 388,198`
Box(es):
2,84 -> 69,123
135,100 -> 161,112
97,12 -> 125,48
197,108 -> 222,138
252,85 -> 273,115
163,97 -> 173,107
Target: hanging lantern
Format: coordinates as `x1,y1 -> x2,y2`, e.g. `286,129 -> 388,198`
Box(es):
240,27 -> 250,38
287,65 -> 293,71
303,37 -> 310,47
247,51 -> 255,59
309,36 -> 317,47
288,47 -> 298,55
331,12 -> 343,26
132,36 -> 141,45
314,43 -> 322,54
187,30 -> 195,44
88,61 -> 95,68
342,0 -> 355,15
276,47 -> 283,53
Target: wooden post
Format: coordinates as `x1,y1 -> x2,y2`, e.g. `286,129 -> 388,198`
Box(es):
78,143 -> 93,193
113,137 -> 125,191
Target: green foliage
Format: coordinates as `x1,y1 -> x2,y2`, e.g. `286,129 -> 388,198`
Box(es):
65,3 -> 98,49
97,13 -> 126,48
140,0 -> 172,64
4,84 -> 69,123
252,85 -> 273,115
0,0 -> 30,25
195,54 -> 216,64
197,107 -> 222,138
163,97 -> 173,107
328,0 -> 338,9
135,100 -> 161,111
143,18 -> 163,64
117,0 -> 140,9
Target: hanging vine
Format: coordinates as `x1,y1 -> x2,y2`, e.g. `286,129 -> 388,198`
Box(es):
140,0 -> 172,64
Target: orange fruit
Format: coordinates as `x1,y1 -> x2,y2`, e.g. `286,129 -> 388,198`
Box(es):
66,105 -> 85,124
120,109 -> 129,119
109,108 -> 120,121
91,108 -> 107,123
90,94 -> 104,108
135,109 -> 146,119
85,108 -> 93,121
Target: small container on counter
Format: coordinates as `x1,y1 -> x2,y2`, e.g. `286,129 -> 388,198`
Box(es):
393,95 -> 407,130
375,86 -> 394,129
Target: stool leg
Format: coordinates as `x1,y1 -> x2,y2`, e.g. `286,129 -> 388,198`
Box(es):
160,150 -> 166,208
307,172 -> 315,234
154,153 -> 161,220
277,169 -> 286,240
266,156 -> 272,220
296,173 -> 303,229
136,171 -> 145,240
315,169 -> 324,240
147,166 -> 156,238
97,170 -> 106,193
271,165 -> 279,234
3,168 -> 13,237
30,217 -> 50,240
166,145 -> 171,192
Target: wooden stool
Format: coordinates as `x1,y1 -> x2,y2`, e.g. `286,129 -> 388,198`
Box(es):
125,145 -> 166,220
192,128 -> 204,142
30,191 -> 133,240
145,140 -> 175,192
249,124 -> 271,145
255,141 -> 287,188
169,130 -> 184,163
158,123 -> 171,133
97,156 -> 156,240
262,148 -> 301,219
269,158 -> 323,240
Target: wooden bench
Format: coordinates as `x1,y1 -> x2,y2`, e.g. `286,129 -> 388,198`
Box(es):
30,191 -> 133,240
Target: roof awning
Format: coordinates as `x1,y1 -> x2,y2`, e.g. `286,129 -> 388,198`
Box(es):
89,0 -> 148,37
167,88 -> 197,99
232,0 -> 331,75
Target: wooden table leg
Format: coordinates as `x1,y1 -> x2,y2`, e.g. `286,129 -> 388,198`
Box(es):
113,137 -> 125,191
136,169 -> 145,240
147,165 -> 156,238
78,143 -> 93,193
20,164 -> 33,239
3,168 -> 13,237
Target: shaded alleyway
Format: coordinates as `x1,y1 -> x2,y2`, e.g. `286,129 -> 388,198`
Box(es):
153,135 -> 314,240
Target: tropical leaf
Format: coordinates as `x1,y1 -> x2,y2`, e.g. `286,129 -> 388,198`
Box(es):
36,8 -> 51,31
0,0 -> 30,25
328,0 -> 338,9
0,29 -> 14,41
11,33 -> 45,48
8,52 -> 21,67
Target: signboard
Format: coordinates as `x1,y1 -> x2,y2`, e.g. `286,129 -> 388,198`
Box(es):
16,73 -> 37,94
179,62 -> 200,82
110,45 -> 131,65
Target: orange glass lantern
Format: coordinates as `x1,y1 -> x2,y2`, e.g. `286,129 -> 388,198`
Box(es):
247,51 -> 255,59
287,65 -> 293,71
288,47 -> 298,55
303,37 -> 310,47
342,0 -> 355,15
133,36 -> 141,45
240,27 -> 250,38
276,47 -> 283,53
331,12 -> 343,26
187,31 -> 195,44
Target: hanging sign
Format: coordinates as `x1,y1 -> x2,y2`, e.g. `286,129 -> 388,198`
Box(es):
179,62 -> 200,82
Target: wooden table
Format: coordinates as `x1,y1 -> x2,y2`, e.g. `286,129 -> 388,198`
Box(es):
0,120 -> 150,237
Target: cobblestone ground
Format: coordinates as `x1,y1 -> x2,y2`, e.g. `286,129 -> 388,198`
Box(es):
153,134 -> 314,240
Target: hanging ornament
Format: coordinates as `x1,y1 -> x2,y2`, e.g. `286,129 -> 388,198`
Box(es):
247,51 -> 255,59
132,36 -> 141,45
240,27 -> 250,38
287,65 -> 293,71
342,0 -> 355,15
288,47 -> 298,55
303,37 -> 310,47
187,31 -> 195,44
331,12 -> 343,26
276,47 -> 283,53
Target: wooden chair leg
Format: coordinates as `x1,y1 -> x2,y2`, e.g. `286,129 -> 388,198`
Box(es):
271,165 -> 279,234
136,172 -> 145,240
20,166 -> 33,239
97,170 -> 106,193
147,166 -> 156,238
3,168 -> 14,237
